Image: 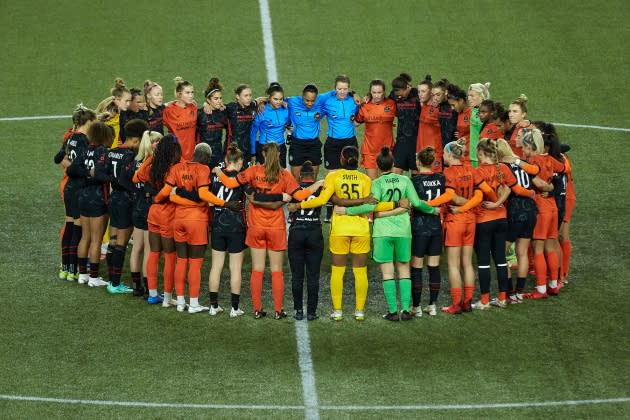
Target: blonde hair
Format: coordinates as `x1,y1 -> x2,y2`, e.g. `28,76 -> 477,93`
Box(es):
136,131 -> 163,161
95,78 -> 130,117
495,139 -> 516,160
521,128 -> 544,154
444,138 -> 466,159
468,82 -> 491,100
511,94 -> 529,113
477,138 -> 503,183
173,76 -> 192,97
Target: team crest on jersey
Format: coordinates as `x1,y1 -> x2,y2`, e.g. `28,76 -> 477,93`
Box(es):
296,112 -> 302,116
464,116 -> 469,123
384,106 -> 391,112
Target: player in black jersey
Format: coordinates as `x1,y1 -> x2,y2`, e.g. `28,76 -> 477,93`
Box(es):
129,130 -> 163,298
409,147 -> 445,316
225,84 -> 256,165
206,144 -> 248,317
67,122 -> 114,288
119,88 -> 148,141
144,80 -> 165,134
198,77 -> 228,169
104,119 -> 148,294
55,105 -> 96,282
389,73 -> 420,174
287,161 -> 324,321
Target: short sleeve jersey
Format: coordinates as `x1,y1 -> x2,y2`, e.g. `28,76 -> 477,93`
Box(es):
236,165 -> 300,229
370,173 -> 415,238
211,166 -> 246,233
473,163 -> 517,223
443,164 -> 476,223
165,161 -> 210,221
389,88 -> 420,144
417,103 -> 441,152
355,99 -> 396,153
163,102 -> 198,161
106,145 -> 136,192
411,171 -> 445,234
530,154 -> 565,213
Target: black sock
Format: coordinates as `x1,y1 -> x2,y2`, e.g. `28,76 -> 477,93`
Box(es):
428,265 -> 440,305
209,292 -> 218,308
516,277 -> 527,293
89,262 -> 100,278
109,245 -> 126,286
131,272 -> 142,288
61,222 -> 74,272
231,293 -> 240,310
411,267 -> 423,307
106,237 -> 116,277
78,257 -> 88,274
69,225 -> 82,274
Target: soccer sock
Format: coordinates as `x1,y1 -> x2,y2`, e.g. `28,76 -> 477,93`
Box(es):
231,293 -> 240,310
481,292 -> 490,305
399,278 -> 412,312
411,267 -> 423,307
190,297 -> 199,307
78,257 -> 88,275
250,271 -> 264,312
271,271 -> 285,313
382,279 -> 398,313
209,292 -> 219,308
478,265 -> 491,295
69,225 -> 82,274
110,245 -> 126,287
174,257 -> 188,298
561,240 -> 572,279
131,271 -> 142,290
330,265 -> 345,311
106,237 -> 116,278
163,252 -> 176,294
546,251 -> 559,282
534,253 -> 548,293
146,251 -> 160,291
188,258 -> 203,299
89,262 -> 100,279
353,266 -> 368,312
516,277 -> 527,294
497,262 -> 509,300
428,266 -> 440,305
61,221 -> 74,272
143,277 -> 148,293
450,287 -> 462,306
463,285 -> 474,304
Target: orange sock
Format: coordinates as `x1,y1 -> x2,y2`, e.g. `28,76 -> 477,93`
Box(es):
498,291 -> 507,301
561,240 -> 572,278
188,258 -> 203,298
163,252 -> 176,293
546,251 -> 559,281
450,287 -> 462,306
250,271 -> 264,311
174,257 -> 188,297
481,293 -> 490,305
534,253 -> 547,286
147,251 -> 160,290
271,271 -> 284,313
463,285 -> 474,303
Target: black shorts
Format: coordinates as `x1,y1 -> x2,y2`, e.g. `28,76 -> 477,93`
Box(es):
78,185 -> 108,217
211,230 -> 247,253
288,137 -> 322,166
323,137 -> 358,170
132,195 -> 151,230
63,182 -> 81,219
109,190 -> 133,229
507,198 -> 537,242
256,142 -> 288,168
393,139 -> 418,171
412,231 -> 442,257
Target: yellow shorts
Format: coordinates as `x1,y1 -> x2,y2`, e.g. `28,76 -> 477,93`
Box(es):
329,235 -> 370,255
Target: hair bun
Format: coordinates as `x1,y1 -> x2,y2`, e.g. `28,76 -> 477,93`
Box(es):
173,76 -> 184,84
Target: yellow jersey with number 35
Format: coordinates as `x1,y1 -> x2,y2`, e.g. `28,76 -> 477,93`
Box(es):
300,169 -> 371,237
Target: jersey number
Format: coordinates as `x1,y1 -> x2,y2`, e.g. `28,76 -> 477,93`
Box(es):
216,185 -> 234,202
514,168 -> 531,189
383,187 -> 402,202
341,183 -> 360,199
425,188 -> 442,201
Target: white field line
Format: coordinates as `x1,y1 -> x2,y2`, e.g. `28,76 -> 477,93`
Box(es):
258,0 -> 278,83
1,394 -> 629,411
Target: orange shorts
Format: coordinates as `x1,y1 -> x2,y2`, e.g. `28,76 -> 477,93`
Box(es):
246,226 -> 287,251
173,218 -> 208,245
443,220 -> 475,247
533,210 -> 558,240
361,153 -> 377,169
563,199 -> 575,223
147,203 -> 175,238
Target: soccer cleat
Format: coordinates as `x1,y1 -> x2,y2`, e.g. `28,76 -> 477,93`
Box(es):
78,273 -> 89,285
58,270 -> 68,281
471,300 -> 490,311
489,297 -> 508,309
66,272 -> 78,282
254,310 -> 267,319
274,310 -> 288,320
461,300 -> 472,312
523,290 -> 548,300
229,308 -> 245,318
441,304 -> 463,315
188,304 -> 209,314
162,298 -> 179,308
423,304 -> 437,316
383,312 -> 400,321
294,310 -> 304,321
400,311 -> 413,321
354,311 -> 365,321
132,286 -> 145,297
307,313 -> 319,321
411,306 -> 423,318
508,294 -> 523,305
209,305 -> 224,316
107,282 -> 133,294
547,285 -> 561,296
329,310 -> 343,321
147,295 -> 164,305
88,277 -> 108,287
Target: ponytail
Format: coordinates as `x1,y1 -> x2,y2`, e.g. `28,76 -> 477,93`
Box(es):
262,143 -> 281,184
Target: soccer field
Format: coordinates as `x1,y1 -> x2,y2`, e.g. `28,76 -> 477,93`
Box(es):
1,1 -> 630,419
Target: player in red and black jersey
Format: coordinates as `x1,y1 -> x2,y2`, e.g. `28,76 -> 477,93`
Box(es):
144,80 -> 165,134
55,105 -> 96,282
119,88 -> 148,141
225,84 -> 257,165
389,73 -> 420,174
67,122 -> 114,288
104,119 -> 148,294
198,76 -> 228,168
433,79 -> 458,156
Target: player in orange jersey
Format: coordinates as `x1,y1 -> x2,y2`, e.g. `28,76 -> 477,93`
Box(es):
163,77 -> 198,160
447,85 -> 472,165
478,100 -> 504,141
213,143 -> 322,319
559,147 -> 575,281
416,75 -> 443,172
507,94 -> 532,159
427,139 -> 482,314
356,79 -> 397,179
